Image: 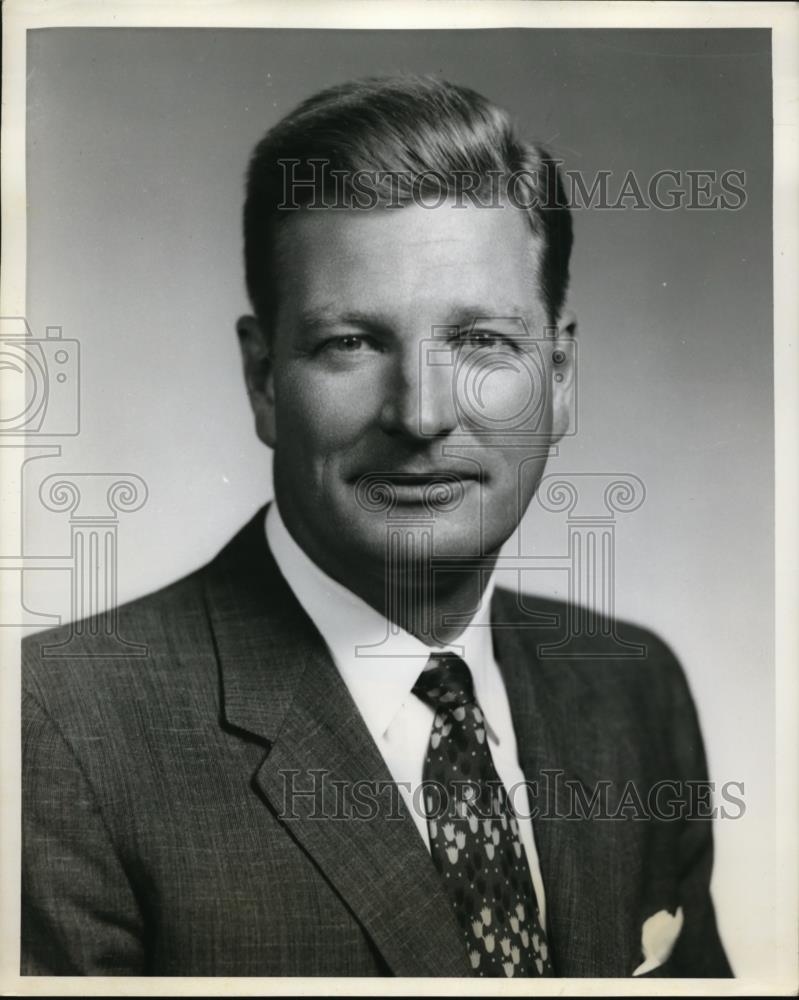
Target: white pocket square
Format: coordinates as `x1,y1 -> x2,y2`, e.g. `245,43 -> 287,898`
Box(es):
632,906 -> 684,976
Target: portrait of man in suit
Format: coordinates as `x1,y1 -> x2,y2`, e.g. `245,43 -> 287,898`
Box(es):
21,73 -> 734,979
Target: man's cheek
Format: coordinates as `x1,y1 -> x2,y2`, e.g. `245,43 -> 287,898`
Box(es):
279,388 -> 370,450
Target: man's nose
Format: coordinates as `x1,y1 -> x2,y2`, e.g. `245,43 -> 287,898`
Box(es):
378,347 -> 459,440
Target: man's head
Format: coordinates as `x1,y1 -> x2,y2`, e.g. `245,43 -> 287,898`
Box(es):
237,75 -> 576,590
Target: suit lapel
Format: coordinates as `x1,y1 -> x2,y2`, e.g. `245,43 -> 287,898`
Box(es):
491,591 -> 638,977
203,507 -> 470,977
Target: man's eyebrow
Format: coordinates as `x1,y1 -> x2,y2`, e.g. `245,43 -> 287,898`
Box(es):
445,305 -> 532,327
296,306 -> 383,332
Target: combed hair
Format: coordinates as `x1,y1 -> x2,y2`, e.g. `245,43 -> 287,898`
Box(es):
244,75 -> 573,325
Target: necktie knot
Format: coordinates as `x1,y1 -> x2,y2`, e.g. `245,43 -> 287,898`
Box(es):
413,652 -> 475,710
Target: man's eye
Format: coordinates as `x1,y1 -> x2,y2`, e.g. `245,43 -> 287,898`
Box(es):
333,335 -> 364,351
322,334 -> 374,353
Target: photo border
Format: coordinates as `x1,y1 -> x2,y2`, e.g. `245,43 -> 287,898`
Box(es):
1,2 -> 796,996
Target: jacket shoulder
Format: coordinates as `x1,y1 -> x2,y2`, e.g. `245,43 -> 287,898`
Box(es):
22,506 -> 270,719
492,587 -> 700,737
21,566 -> 213,723
22,565 -> 206,661
492,586 -> 682,666
22,504 -> 269,673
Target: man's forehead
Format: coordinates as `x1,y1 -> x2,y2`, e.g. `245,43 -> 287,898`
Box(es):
272,200 -> 547,320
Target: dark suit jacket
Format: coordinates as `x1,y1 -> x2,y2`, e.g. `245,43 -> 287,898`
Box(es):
21,505 -> 732,977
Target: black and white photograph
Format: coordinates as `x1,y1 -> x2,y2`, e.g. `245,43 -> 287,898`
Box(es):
1,1 -> 796,993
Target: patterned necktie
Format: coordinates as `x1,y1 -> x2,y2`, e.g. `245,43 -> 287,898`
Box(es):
413,652 -> 554,978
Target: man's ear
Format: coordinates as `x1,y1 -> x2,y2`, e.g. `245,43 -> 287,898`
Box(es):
236,314 -> 277,449
550,307 -> 577,443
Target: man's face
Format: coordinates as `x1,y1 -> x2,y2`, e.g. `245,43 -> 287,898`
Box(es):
240,199 -> 573,586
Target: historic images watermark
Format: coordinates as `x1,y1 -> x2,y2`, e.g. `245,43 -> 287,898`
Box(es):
2,316 -> 148,652
0,317 -> 80,437
277,160 -> 748,212
278,769 -> 746,823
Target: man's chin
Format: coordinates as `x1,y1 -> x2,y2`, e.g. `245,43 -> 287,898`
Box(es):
335,512 -> 505,567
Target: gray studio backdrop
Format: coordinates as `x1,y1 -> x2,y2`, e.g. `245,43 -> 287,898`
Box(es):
23,28 -> 772,976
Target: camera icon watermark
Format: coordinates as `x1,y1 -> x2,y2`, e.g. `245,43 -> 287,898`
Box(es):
419,318 -> 576,440
0,317 -> 80,435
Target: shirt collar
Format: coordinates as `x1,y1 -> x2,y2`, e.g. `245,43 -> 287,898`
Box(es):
265,500 -> 496,740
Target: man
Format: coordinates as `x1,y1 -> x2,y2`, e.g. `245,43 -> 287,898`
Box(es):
21,75 -> 732,977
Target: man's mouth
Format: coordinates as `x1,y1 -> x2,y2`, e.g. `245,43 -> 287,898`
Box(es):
350,469 -> 482,506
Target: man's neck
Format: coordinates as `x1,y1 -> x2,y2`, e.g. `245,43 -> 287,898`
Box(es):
365,560 -> 498,647
268,500 -> 497,647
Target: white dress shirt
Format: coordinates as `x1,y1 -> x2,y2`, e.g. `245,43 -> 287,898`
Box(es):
265,501 -> 547,929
